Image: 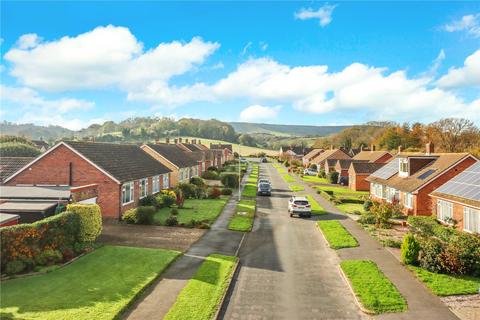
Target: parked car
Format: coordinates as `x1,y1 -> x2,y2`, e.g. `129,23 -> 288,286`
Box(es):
288,196 -> 311,218
261,157 -> 268,163
258,178 -> 270,185
303,168 -> 317,176
257,182 -> 272,196
240,157 -> 248,163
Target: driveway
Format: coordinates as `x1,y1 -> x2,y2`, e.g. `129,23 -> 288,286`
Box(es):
220,162 -> 365,320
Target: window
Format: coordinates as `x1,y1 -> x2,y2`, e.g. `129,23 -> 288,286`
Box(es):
140,178 -> 148,199
386,187 -> 399,203
163,174 -> 169,189
464,207 -> 480,233
403,192 -> 413,209
399,158 -> 409,177
152,176 -> 160,194
371,183 -> 386,199
122,182 -> 134,205
437,199 -> 453,223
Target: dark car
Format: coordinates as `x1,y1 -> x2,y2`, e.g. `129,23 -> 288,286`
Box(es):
261,157 -> 268,163
257,182 -> 271,196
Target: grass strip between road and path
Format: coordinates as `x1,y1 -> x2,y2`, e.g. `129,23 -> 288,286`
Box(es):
317,220 -> 358,249
305,195 -> 328,215
341,260 -> 408,314
289,184 -> 304,192
241,164 -> 259,199
335,202 -> 367,215
408,266 -> 480,296
301,175 -> 330,184
0,246 -> 180,320
228,199 -> 256,232
282,174 -> 296,183
164,254 -> 238,320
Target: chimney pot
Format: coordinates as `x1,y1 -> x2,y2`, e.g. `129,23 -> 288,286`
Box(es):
398,145 -> 402,153
371,144 -> 376,152
330,145 -> 334,150
174,138 -> 178,144
185,138 -> 189,143
198,139 -> 201,144
179,138 -> 182,143
166,137 -> 170,144
426,142 -> 434,155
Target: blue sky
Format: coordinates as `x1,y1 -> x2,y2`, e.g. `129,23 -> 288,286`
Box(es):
1,1 -> 479,130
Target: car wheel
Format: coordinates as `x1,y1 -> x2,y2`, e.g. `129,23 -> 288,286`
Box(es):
290,213 -> 293,217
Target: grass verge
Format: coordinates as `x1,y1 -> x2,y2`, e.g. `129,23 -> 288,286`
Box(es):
316,185 -> 368,196
317,220 -> 358,249
341,260 -> 407,314
301,175 -> 330,184
228,199 -> 256,232
0,246 -> 180,320
289,184 -> 305,192
408,266 -> 480,296
305,195 -> 328,215
282,174 -> 296,183
164,254 -> 238,320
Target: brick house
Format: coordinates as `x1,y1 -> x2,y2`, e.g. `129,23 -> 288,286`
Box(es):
334,159 -> 369,185
366,144 -> 477,216
0,157 -> 35,184
311,148 -> 351,172
352,149 -> 393,164
430,161 -> 480,233
348,162 -> 386,191
175,138 -> 219,168
141,143 -> 200,187
210,143 -> 235,163
4,141 -> 172,220
303,149 -> 323,168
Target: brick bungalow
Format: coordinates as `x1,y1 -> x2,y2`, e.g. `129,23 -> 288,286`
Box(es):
311,148 -> 351,172
210,143 -> 235,162
366,144 -> 477,216
141,143 -> 200,187
334,159 -> 369,184
4,141 -> 172,220
352,148 -> 393,163
175,138 -> 220,168
430,161 -> 480,233
348,162 -> 386,191
0,157 -> 35,184
303,149 -> 324,168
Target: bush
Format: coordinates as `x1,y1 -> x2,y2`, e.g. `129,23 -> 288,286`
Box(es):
202,170 -> 219,180
363,199 -> 373,212
122,206 -> 155,225
370,201 -> 394,228
139,194 -> 159,208
382,238 -> 402,248
221,173 -> 239,189
159,193 -> 176,208
207,166 -> 219,172
176,189 -> 185,208
358,212 -> 376,225
194,185 -> 207,199
327,171 -> 339,184
209,187 -> 222,199
317,169 -> 326,178
171,208 -> 179,216
309,163 -> 318,171
283,160 -> 290,167
190,176 -> 205,187
419,238 -> 444,273
35,248 -> 63,266
67,204 -> 102,243
5,260 -> 26,275
177,183 -> 197,199
165,215 -> 178,226
401,233 -> 420,265
222,188 -> 233,195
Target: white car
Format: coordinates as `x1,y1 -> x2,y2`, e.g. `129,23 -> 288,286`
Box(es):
258,178 -> 270,185
303,168 -> 317,176
288,196 -> 312,218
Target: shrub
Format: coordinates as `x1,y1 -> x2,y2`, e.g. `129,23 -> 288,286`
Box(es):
66,204 -> 102,243
5,260 -> 26,275
382,238 -> 402,248
35,248 -> 63,266
190,176 -> 206,186
363,199 -> 373,212
139,194 -> 159,208
207,166 -> 218,172
176,189 -> 185,208
202,170 -> 219,180
171,208 -> 179,216
165,215 -> 178,226
178,183 -> 197,198
209,187 -> 222,199
194,185 -> 207,199
222,188 -> 233,195
327,171 -> 339,184
160,193 -> 176,207
309,163 -> 318,171
370,201 -> 393,228
221,173 -> 239,189
122,206 -> 155,225
419,238 -> 444,273
122,208 -> 137,224
358,212 -> 376,225
401,233 -> 420,265
317,169 -> 326,178
283,160 -> 290,167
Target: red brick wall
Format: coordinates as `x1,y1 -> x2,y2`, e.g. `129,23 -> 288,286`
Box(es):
373,153 -> 393,164
353,174 -> 370,191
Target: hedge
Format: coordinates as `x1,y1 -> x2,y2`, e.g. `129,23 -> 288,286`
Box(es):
0,204 -> 102,275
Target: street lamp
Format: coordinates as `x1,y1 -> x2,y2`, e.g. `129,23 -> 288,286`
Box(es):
238,144 -> 241,200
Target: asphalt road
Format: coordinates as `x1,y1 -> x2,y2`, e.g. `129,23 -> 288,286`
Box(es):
221,162 -> 365,320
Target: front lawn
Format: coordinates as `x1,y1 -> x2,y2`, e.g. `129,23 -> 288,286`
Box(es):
301,175 -> 329,184
154,197 -> 228,226
164,254 -> 238,320
316,185 -> 368,196
228,199 -> 256,232
289,184 -> 305,192
336,203 -> 366,215
341,260 -> 407,314
317,220 -> 358,249
305,195 -> 327,215
282,174 -> 296,183
408,266 -> 480,296
0,246 -> 180,320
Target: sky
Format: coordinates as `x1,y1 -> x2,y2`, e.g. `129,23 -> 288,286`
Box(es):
1,1 -> 479,130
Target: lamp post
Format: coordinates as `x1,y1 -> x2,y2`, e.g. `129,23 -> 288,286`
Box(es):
238,144 -> 241,200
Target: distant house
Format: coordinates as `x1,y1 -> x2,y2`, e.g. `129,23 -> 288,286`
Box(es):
367,143 -> 477,216
175,138 -> 221,168
352,148 -> 393,164
31,140 -> 49,152
303,149 -> 324,168
311,148 -> 351,172
4,141 -> 172,220
0,157 -> 35,184
334,159 -> 369,184
430,161 -> 480,233
210,143 -> 234,162
348,162 -> 386,191
141,143 -> 200,187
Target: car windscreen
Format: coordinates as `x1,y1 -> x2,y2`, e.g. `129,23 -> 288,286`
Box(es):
259,183 -> 270,189
293,200 -> 309,205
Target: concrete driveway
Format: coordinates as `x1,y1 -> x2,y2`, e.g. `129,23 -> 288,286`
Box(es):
220,162 -> 365,320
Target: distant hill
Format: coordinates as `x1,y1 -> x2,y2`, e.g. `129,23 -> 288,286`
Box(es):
0,121 -> 75,141
229,122 -> 350,137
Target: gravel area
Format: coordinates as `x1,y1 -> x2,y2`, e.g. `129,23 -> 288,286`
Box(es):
441,295 -> 480,320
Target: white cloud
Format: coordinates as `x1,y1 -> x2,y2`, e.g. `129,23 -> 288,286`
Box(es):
437,49 -> 480,88
239,105 -> 282,122
17,33 -> 41,49
5,25 -> 219,92
294,4 -> 337,27
241,42 -> 252,56
444,13 -> 480,38
425,49 -> 446,76
260,42 -> 268,51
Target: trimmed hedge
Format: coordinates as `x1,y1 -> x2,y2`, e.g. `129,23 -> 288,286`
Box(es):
67,203 -> 102,243
122,206 -> 156,225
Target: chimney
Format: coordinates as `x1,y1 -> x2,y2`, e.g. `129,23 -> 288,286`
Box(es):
174,138 -> 178,144
398,145 -> 402,154
426,142 -> 434,155
330,145 -> 334,150
179,138 -> 182,143
192,139 -> 196,144
165,137 -> 170,144
198,139 -> 202,144
185,138 -> 189,143
371,144 -> 376,152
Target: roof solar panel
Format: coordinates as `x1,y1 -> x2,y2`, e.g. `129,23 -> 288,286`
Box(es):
371,158 -> 399,180
434,161 -> 480,202
418,169 -> 436,180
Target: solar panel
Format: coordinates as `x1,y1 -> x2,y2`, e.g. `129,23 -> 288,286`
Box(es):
418,169 -> 436,180
434,161 -> 480,201
371,158 -> 399,180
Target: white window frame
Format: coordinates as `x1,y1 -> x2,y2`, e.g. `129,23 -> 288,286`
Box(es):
437,199 -> 453,224
122,181 -> 134,205
163,174 -> 169,189
403,192 -> 413,209
463,207 -> 480,233
152,175 -> 160,194
399,158 -> 409,177
140,178 -> 148,199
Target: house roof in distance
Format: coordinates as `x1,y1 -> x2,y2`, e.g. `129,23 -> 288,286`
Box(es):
337,159 -> 368,170
210,143 -> 233,152
431,161 -> 480,209
350,162 -> 386,175
353,150 -> 391,162
303,148 -> 323,161
0,157 -> 35,183
311,149 -> 351,164
145,143 -> 198,168
63,141 -> 171,182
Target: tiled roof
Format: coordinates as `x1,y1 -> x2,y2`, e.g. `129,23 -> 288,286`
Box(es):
0,157 -> 35,183
367,153 -> 472,193
336,159 -> 368,170
353,151 -> 391,162
210,143 -> 233,152
303,149 -> 324,161
350,162 -> 386,174
146,144 -> 198,168
64,141 -> 171,183
311,149 -> 351,164
180,143 -> 204,152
